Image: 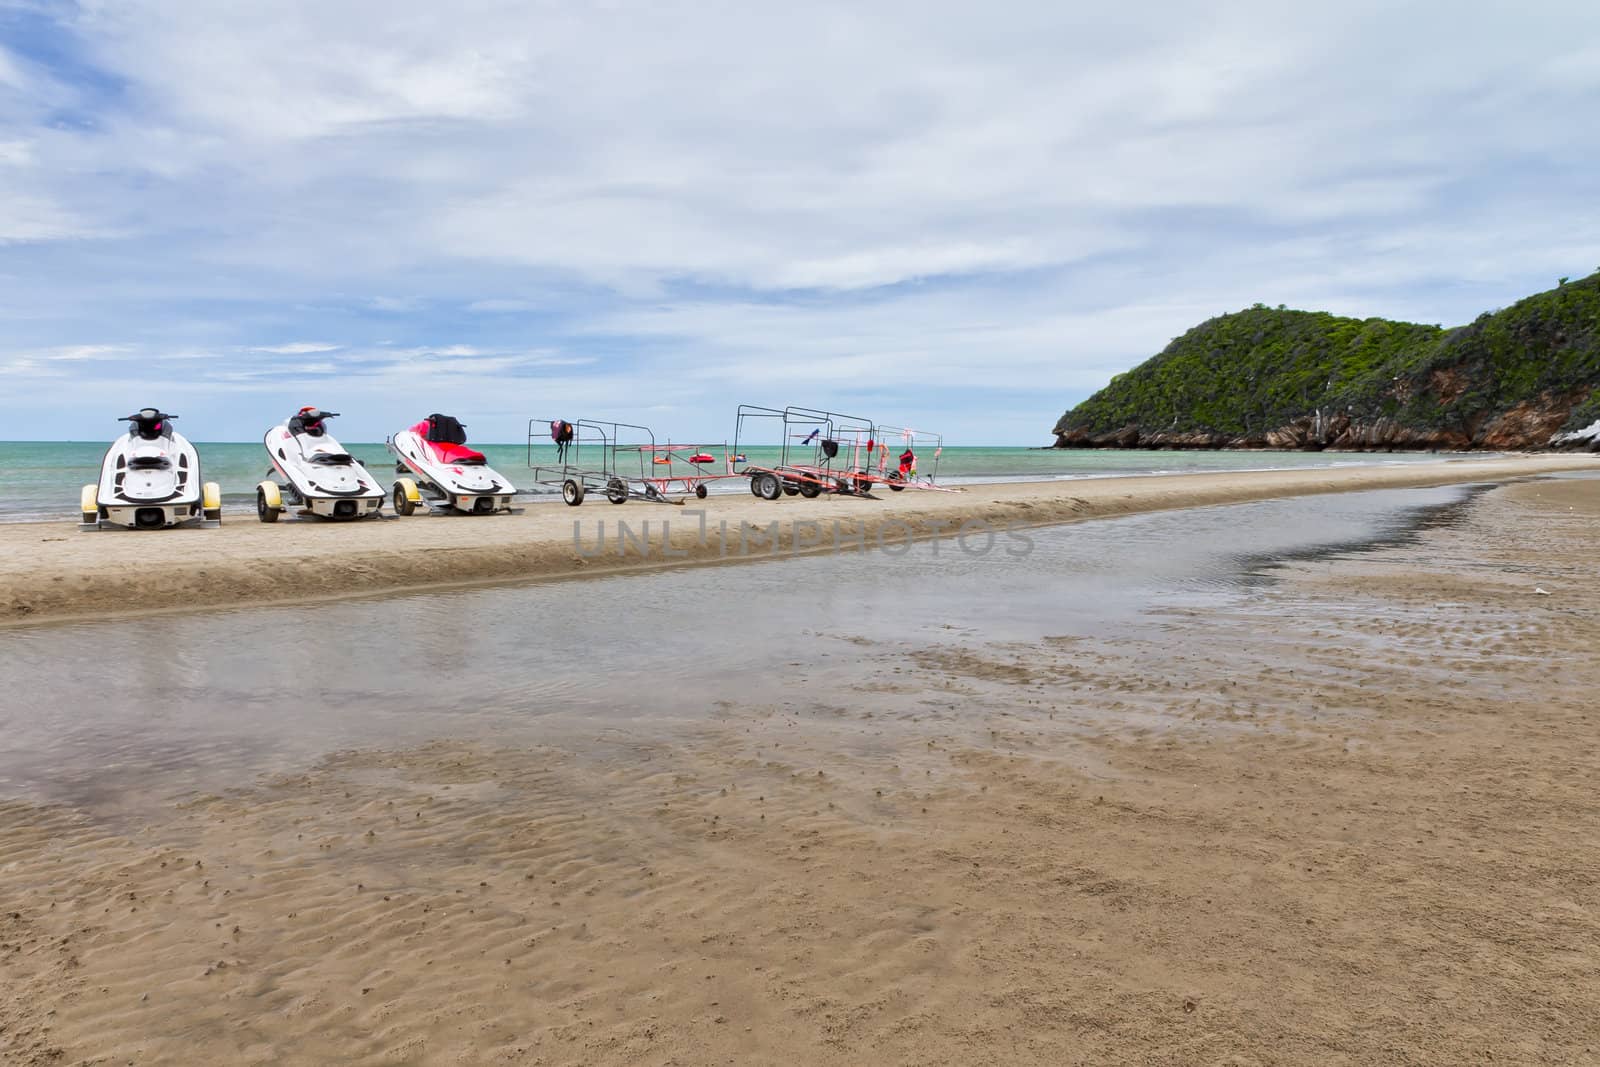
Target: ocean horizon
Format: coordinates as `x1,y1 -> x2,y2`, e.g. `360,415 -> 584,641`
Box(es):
4,440 -> 1482,523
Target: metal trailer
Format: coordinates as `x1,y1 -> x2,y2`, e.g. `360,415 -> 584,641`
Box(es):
857,425 -> 956,493
616,441 -> 741,501
781,405 -> 881,495
527,418 -> 693,506
732,404 -> 880,500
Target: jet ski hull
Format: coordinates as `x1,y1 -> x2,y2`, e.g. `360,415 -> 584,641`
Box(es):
82,425 -> 220,530
259,422 -> 386,522
387,429 -> 519,515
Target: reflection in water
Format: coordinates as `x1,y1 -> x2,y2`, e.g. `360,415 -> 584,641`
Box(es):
0,484 -> 1480,807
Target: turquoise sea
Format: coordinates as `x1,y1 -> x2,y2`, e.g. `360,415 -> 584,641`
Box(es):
1,440 -> 1476,522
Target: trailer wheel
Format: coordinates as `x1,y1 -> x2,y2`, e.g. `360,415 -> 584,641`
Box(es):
201,481 -> 223,523
782,482 -> 800,496
797,480 -> 822,498
694,484 -> 708,499
606,477 -> 629,504
563,479 -> 586,506
256,483 -> 282,523
854,476 -> 874,496
749,476 -> 764,497
887,471 -> 906,492
393,478 -> 418,516
754,472 -> 783,500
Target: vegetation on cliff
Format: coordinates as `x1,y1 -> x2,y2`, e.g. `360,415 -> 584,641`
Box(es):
1054,271 -> 1600,449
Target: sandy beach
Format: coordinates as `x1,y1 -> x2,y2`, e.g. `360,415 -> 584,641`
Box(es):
2,454 -> 1593,627
1,466 -> 1597,1064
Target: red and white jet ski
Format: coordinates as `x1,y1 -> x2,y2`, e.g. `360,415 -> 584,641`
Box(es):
386,413 -> 519,516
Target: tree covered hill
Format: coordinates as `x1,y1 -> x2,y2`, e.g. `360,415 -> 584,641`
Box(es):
1053,271 -> 1600,450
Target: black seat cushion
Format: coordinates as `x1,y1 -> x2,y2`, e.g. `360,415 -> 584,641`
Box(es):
426,414 -> 468,445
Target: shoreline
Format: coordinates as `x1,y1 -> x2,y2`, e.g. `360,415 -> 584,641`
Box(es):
0,445 -> 1514,527
2,454 -> 1593,628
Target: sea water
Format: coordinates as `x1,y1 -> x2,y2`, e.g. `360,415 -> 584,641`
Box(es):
0,484 -> 1481,807
0,440 -> 1475,522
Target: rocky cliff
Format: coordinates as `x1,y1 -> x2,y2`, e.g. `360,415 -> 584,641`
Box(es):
1054,272 -> 1600,452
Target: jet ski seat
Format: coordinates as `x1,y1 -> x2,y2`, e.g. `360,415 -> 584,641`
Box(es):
412,417 -> 487,465
125,409 -> 173,441
424,414 -> 468,444
429,442 -> 488,465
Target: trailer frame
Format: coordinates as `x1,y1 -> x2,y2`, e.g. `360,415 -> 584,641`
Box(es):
527,418 -> 723,506
855,424 -> 956,493
733,404 -> 883,500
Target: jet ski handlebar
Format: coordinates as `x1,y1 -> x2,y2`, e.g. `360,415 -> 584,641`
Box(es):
121,409 -> 176,422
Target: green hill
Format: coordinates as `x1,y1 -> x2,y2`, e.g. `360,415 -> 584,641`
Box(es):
1053,271 -> 1600,451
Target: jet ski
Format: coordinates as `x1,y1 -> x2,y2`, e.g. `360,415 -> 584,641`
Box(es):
386,413 -> 519,515
256,407 -> 386,522
81,409 -> 221,530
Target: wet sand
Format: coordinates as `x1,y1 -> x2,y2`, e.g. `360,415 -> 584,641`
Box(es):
2,453 -> 1593,626
2,475 -> 1596,1065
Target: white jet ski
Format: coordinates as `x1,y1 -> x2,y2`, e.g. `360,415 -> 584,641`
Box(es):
386,413 -> 519,516
80,408 -> 221,530
257,407 -> 386,522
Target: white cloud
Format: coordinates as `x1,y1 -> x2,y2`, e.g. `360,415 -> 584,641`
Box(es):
251,341 -> 343,354
0,139 -> 34,166
0,42 -> 26,91
0,190 -> 99,243
388,344 -> 483,358
368,297 -> 423,312
466,299 -> 537,312
44,344 -> 130,360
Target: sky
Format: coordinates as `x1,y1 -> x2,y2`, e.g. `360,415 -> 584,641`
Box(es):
1,1 -> 1597,444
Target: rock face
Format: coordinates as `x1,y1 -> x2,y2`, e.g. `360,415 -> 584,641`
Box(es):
1055,392 -> 1599,452
1055,272 -> 1600,452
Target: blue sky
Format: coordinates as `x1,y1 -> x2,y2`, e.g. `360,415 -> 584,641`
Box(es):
1,1 -> 1597,444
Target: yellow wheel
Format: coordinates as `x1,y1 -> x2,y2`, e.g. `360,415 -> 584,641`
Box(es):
202,481 -> 223,522
256,480 -> 283,523
80,484 -> 99,526
393,477 -> 420,516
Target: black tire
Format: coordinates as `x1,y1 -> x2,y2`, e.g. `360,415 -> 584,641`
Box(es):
749,476 -> 764,497
782,482 -> 800,496
256,488 -> 279,523
562,479 -> 585,506
392,483 -> 416,516
755,472 -> 782,500
797,480 -> 822,498
854,476 -> 874,496
887,471 -> 906,492
694,484 -> 708,499
606,477 -> 629,504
